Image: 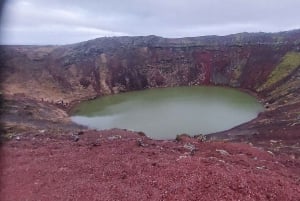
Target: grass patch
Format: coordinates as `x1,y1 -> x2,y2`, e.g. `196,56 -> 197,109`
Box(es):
258,52 -> 300,91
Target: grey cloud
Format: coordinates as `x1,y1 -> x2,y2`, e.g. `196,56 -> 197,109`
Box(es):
1,0 -> 300,44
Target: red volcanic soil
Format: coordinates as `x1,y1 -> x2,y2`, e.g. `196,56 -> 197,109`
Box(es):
1,130 -> 299,201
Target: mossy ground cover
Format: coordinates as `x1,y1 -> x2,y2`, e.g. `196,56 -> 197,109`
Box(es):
258,52 -> 300,91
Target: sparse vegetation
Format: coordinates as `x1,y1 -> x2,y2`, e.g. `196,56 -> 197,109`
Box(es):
258,52 -> 300,91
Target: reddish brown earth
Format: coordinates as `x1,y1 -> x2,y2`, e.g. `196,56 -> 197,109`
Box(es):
1,131 -> 300,201
1,30 -> 300,200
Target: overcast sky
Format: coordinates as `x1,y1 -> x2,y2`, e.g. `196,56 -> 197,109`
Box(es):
1,0 -> 300,45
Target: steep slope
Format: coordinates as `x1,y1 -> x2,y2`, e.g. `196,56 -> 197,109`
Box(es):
2,30 -> 300,103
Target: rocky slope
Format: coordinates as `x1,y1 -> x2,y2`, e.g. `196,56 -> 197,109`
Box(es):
1,30 -> 300,200
2,30 -> 300,104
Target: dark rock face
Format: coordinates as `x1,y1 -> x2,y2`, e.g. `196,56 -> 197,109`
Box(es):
1,30 -> 300,155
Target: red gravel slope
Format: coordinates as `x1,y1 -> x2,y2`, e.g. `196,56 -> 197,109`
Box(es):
1,130 -> 299,201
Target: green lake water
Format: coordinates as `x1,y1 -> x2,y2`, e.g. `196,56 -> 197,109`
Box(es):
71,86 -> 264,139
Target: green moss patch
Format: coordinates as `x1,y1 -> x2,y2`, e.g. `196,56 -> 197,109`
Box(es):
258,52 -> 300,91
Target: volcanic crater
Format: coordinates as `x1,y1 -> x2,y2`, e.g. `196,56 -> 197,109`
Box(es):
1,30 -> 300,200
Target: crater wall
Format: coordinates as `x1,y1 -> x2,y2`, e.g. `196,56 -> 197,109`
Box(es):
1,30 -> 300,152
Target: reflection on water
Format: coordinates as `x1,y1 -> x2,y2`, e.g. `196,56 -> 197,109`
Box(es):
71,86 -> 264,139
